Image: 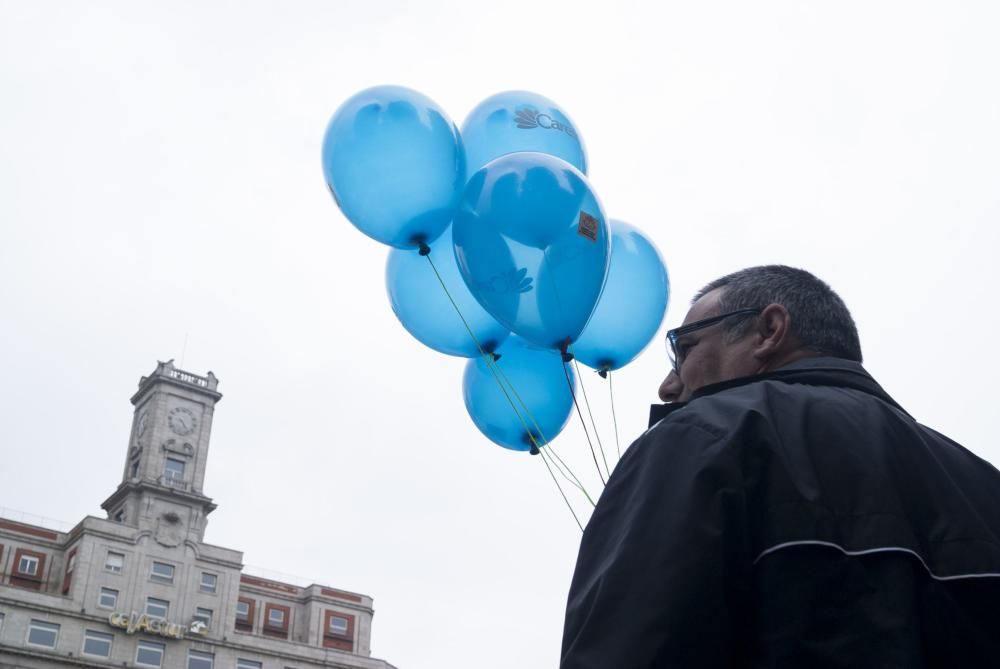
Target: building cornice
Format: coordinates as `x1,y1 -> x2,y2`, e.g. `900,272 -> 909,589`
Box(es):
0,519 -> 65,548
235,585 -> 375,617
100,481 -> 218,515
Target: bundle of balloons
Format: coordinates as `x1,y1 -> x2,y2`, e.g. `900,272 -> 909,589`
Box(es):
321,86 -> 669,455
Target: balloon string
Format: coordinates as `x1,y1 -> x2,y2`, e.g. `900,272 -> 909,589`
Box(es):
491,361 -> 591,503
537,446 -> 584,532
608,372 -> 622,460
540,437 -> 595,505
422,248 -> 493,360
488,357 -> 551,443
421,251 -> 533,439
422,249 -> 591,502
489,359 -> 594,505
573,359 -> 611,479
563,360 -> 606,487
421,251 -> 533,438
488,370 -> 583,529
487,371 -> 591,525
545,447 -> 595,506
422,251 -> 594,524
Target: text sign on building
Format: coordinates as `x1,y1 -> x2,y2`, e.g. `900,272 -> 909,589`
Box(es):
108,612 -> 208,640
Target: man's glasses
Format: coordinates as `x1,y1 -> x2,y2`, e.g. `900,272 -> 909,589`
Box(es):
665,308 -> 762,373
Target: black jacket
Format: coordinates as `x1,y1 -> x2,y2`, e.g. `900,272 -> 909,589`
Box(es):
561,357 -> 1000,668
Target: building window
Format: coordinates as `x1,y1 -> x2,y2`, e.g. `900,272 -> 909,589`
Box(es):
165,457 -> 186,485
322,610 -> 355,651
145,597 -> 170,619
151,561 -> 175,584
82,629 -> 114,657
114,507 -> 126,522
98,587 -> 119,609
130,459 -> 140,478
27,620 -> 60,648
267,608 -> 285,627
136,640 -> 165,668
200,572 -> 218,593
193,607 -> 213,628
235,598 -> 255,631
11,549 -> 46,590
187,649 -> 214,669
19,554 -> 40,576
328,614 -> 349,636
237,660 -> 262,669
0,612 -> 5,632
105,551 -> 125,573
263,603 -> 289,638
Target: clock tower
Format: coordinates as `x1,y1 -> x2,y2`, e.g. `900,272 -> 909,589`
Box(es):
101,359 -> 222,545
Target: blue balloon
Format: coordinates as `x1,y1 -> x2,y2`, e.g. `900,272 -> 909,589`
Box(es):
463,336 -> 575,451
386,224 -> 509,358
453,152 -> 610,350
573,220 -> 670,372
462,91 -> 587,176
321,86 -> 465,249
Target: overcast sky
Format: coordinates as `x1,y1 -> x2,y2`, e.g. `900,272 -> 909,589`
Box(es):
2,2 -> 999,668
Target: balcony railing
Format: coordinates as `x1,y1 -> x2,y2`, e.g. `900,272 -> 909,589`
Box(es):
161,475 -> 189,491
0,506 -> 73,533
167,369 -> 209,388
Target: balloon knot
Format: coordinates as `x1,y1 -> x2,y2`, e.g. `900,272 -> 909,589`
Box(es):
559,338 -> 574,363
529,444 -> 540,455
490,352 -> 501,362
598,369 -> 608,379
418,241 -> 431,256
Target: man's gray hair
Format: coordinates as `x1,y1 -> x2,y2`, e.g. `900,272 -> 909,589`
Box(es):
695,265 -> 862,362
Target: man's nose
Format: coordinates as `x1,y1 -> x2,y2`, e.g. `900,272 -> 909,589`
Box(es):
659,370 -> 683,403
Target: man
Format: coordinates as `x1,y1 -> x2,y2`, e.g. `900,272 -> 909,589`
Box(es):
561,265 -> 1000,668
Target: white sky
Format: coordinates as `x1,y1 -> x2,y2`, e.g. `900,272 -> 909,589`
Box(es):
2,2 -> 998,667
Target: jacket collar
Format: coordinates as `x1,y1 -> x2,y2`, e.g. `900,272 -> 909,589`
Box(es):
648,357 -> 908,428
648,400 -> 687,428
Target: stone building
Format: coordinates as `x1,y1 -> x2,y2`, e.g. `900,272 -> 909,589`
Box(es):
0,361 -> 397,669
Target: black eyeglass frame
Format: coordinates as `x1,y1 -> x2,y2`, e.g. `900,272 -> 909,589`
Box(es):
665,308 -> 762,373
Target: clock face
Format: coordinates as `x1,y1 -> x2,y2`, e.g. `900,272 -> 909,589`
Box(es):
168,406 -> 197,436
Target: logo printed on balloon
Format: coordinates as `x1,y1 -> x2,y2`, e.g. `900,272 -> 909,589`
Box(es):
577,212 -> 599,242
463,91 -> 587,175
471,268 -> 533,295
514,108 -> 579,139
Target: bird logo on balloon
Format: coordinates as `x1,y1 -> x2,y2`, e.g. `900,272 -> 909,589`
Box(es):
471,267 -> 534,295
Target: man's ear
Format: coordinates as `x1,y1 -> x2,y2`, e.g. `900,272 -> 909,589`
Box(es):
752,303 -> 792,361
